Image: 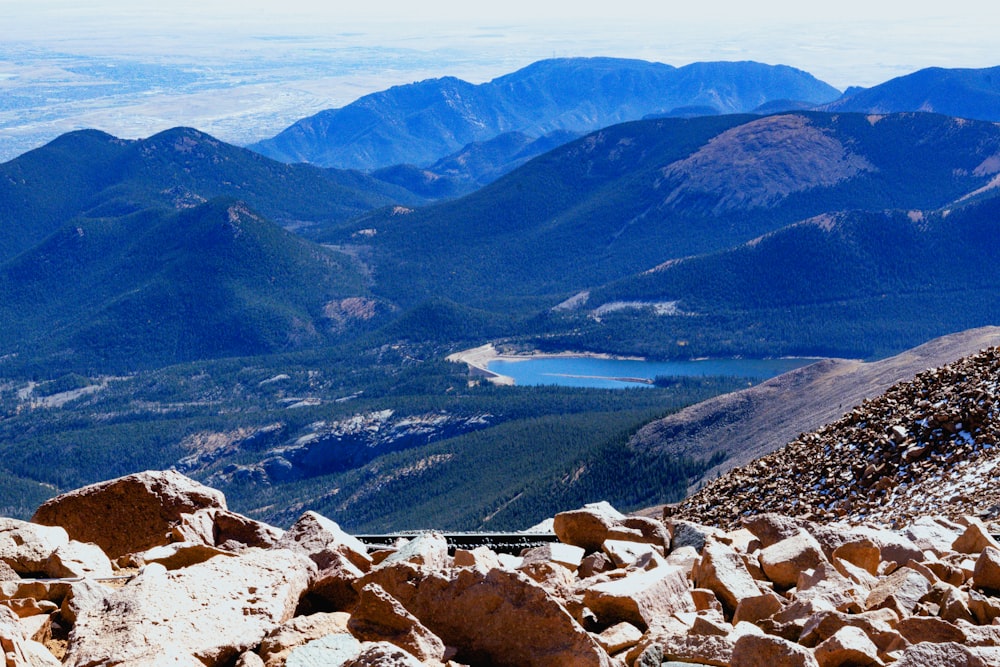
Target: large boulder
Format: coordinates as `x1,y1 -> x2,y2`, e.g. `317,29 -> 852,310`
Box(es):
865,566 -> 932,617
1,604 -> 62,666
554,502 -> 627,552
32,470 -> 226,559
348,583 -> 446,663
893,641 -> 993,667
973,546 -> 1000,592
582,563 -> 694,630
44,540 -> 114,579
759,529 -> 828,589
731,633 -> 821,667
0,518 -> 69,576
258,612 -> 352,667
361,561 -> 612,666
953,518 -> 1000,555
692,540 -> 762,616
275,511 -> 371,572
63,548 -> 313,666
812,626 -> 881,667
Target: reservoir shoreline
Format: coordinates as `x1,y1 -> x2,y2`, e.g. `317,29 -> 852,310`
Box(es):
447,344 -> 818,388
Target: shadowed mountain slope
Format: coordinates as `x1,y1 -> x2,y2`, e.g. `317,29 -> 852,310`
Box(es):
0,127 -> 418,262
823,65 -> 1000,121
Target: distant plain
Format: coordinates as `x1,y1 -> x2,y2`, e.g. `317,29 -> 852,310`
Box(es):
2,8 -> 997,162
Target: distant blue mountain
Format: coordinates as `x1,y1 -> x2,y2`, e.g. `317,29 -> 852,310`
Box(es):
823,66 -> 1000,120
249,57 -> 840,170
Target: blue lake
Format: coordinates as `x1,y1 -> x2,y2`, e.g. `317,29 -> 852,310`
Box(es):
486,356 -> 817,389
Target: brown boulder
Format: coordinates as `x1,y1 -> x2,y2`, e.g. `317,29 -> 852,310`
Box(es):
344,641 -> 425,666
595,621 -> 643,654
63,548 -> 313,666
258,611 -> 351,667
865,566 -> 931,617
582,564 -> 694,630
32,470 -> 226,559
893,641 -> 992,667
813,626 -> 882,667
742,514 -> 804,548
453,546 -> 503,572
895,616 -> 967,645
759,529 -> 828,589
799,609 -> 900,653
952,518 -> 1000,555
348,583 -> 446,663
973,546 -> 1000,592
731,633 -> 820,667
611,516 -> 671,552
659,633 -> 737,667
733,591 -> 785,626
692,540 -> 761,617
832,540 -> 881,577
602,540 -> 660,569
967,587 -> 1000,625
554,502 -> 626,552
795,562 -> 867,613
520,542 -> 585,572
361,561 -> 611,667
212,509 -> 284,550
0,518 -> 69,576
275,511 -> 371,572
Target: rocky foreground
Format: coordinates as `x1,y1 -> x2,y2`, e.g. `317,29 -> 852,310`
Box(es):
3,471 -> 1000,665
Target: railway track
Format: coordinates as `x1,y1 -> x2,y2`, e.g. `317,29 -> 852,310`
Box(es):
355,532 -> 559,555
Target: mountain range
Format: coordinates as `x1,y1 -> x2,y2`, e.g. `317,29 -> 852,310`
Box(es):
249,58 -> 841,171
4,57 -> 1000,534
4,109 -> 1000,371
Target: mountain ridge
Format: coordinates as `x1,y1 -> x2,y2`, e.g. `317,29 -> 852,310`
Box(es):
249,57 -> 840,171
0,126 -> 419,263
823,65 -> 1000,121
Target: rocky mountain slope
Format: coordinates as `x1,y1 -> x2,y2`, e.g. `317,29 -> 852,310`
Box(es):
250,58 -> 839,170
5,468 -> 1000,666
673,343 -> 1000,531
629,326 -> 1000,489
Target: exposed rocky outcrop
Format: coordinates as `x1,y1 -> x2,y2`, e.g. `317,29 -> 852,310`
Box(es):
673,345 -> 1000,528
200,410 -> 492,489
3,471 -> 1000,666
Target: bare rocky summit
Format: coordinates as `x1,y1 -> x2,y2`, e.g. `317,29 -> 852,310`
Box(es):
3,464 -> 1000,666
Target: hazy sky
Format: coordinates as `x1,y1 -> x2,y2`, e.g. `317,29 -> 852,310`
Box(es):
4,1 -> 997,88
1,0 -> 998,160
